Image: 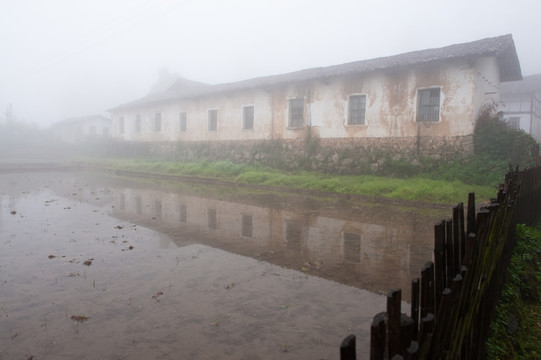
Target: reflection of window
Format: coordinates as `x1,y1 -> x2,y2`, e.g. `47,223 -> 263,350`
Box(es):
135,196 -> 142,215
243,106 -> 254,130
154,200 -> 162,219
416,88 -> 441,122
343,232 -> 361,263
242,214 -> 253,237
348,94 -> 366,125
285,222 -> 302,251
179,112 -> 187,132
179,204 -> 187,223
288,98 -> 304,128
208,109 -> 218,131
119,193 -> 125,211
208,208 -> 217,229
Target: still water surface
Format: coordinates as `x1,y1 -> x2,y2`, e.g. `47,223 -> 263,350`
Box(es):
0,171 -> 449,359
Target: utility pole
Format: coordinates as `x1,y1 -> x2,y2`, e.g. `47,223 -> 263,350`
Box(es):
6,104 -> 13,144
6,104 -> 13,145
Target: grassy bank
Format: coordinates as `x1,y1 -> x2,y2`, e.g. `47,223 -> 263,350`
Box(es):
486,223 -> 541,359
72,157 -> 498,204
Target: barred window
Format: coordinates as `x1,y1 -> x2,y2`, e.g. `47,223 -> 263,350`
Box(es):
243,106 -> 254,130
179,112 -> 187,132
288,98 -> 304,128
348,95 -> 366,125
208,109 -> 218,131
416,88 -> 441,122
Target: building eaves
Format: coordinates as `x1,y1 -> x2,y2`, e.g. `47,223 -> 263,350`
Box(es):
110,34 -> 521,112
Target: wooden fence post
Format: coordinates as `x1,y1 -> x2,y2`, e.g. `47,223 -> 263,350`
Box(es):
387,289 -> 402,359
371,312 -> 386,360
411,278 -> 420,339
340,334 -> 356,360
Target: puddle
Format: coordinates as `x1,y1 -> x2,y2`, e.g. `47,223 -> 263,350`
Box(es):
0,172 -> 450,359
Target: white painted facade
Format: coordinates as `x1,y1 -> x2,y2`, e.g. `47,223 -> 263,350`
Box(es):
500,74 -> 541,149
51,115 -> 111,144
109,35 -> 521,147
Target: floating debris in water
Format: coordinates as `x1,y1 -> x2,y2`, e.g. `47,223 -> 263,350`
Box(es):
152,291 -> 164,302
71,315 -> 89,323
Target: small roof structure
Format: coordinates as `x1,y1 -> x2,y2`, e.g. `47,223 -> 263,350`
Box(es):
110,34 -> 522,112
500,74 -> 541,95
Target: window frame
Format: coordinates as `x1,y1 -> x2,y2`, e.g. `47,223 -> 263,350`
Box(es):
416,87 -> 442,123
242,105 -> 254,130
153,112 -> 162,132
288,98 -> 305,128
208,109 -> 218,132
347,94 -> 367,125
134,114 -> 141,133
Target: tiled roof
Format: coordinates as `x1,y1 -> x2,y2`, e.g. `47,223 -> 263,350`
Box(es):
500,74 -> 541,95
111,34 -> 522,111
52,114 -> 111,127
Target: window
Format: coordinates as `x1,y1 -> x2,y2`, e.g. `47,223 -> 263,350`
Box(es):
134,114 -> 141,133
179,112 -> 187,132
103,127 -> 109,137
416,88 -> 441,122
119,117 -> 124,134
153,113 -> 162,132
348,95 -> 366,125
288,98 -> 304,128
89,126 -> 96,135
243,106 -> 254,130
507,117 -> 520,130
242,214 -> 253,237
208,109 -> 218,131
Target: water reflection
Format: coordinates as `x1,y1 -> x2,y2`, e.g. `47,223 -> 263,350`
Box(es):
1,171 -> 449,300
51,172 -> 448,301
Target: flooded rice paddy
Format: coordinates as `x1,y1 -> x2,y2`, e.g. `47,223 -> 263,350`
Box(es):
0,171 -> 450,359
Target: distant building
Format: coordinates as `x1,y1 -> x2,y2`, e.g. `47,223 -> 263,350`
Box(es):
500,74 -> 541,147
109,34 -> 522,160
51,115 -> 111,144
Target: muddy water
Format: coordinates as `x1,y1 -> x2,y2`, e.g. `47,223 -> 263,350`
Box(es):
0,171 -> 450,359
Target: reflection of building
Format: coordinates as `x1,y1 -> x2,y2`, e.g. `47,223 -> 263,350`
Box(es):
500,74 -> 541,149
51,115 -> 111,144
109,184 -> 441,298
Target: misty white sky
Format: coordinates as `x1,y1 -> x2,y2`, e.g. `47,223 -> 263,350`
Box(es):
1,0 -> 540,128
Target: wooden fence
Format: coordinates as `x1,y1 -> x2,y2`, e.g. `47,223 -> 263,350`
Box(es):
340,166 -> 541,360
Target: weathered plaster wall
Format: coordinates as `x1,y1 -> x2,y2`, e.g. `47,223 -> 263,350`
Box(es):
111,59 -> 484,144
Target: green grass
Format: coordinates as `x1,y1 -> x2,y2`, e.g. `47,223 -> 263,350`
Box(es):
73,157 -> 498,204
486,224 -> 541,359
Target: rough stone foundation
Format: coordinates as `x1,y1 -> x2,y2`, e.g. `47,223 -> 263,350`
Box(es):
144,135 -> 474,174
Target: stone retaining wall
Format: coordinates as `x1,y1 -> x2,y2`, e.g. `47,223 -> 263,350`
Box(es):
144,135 -> 473,174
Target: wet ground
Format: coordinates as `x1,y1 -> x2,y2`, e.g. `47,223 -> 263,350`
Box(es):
0,171 -> 450,359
